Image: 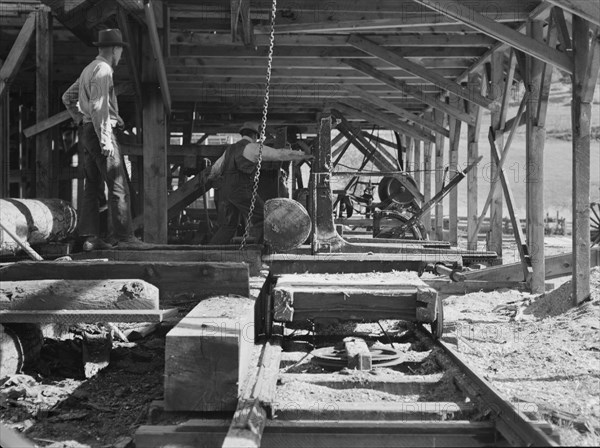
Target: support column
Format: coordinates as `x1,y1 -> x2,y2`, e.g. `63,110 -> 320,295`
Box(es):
434,109 -> 446,241
422,113 -> 433,236
489,52 -> 505,259
0,59 -> 8,196
526,21 -> 546,293
35,7 -> 53,198
448,109 -> 462,246
414,139 -> 422,192
572,17 -> 600,304
466,73 -> 484,251
405,137 -> 414,173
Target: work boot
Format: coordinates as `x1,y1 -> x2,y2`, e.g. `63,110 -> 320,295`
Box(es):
82,236 -> 113,252
117,235 -> 153,249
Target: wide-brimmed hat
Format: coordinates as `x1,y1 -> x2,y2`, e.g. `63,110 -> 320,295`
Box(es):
93,29 -> 127,47
238,121 -> 261,135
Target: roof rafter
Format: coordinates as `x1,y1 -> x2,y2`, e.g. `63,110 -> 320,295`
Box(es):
544,0 -> 600,28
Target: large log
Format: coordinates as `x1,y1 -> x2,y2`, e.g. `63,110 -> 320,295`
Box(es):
0,261 -> 249,302
264,198 -> 312,251
0,199 -> 77,255
0,279 -> 159,310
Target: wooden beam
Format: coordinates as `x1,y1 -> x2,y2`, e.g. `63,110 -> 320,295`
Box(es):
35,7 -> 53,198
545,0 -> 600,28
489,129 -> 532,283
0,12 -> 36,101
0,59 -> 7,197
448,113 -> 461,245
551,7 -> 572,52
341,58 -> 476,125
488,52 -> 505,259
348,34 -> 495,110
526,21 -> 546,293
412,0 -> 574,74
0,309 -> 177,324
336,99 -> 436,144
343,84 -> 449,137
466,73 -> 484,251
433,109 -> 446,242
572,16 -> 600,304
144,0 -> 172,114
142,88 -> 168,243
422,116 -> 433,236
117,7 -> 143,130
499,51 -> 517,133
414,139 -> 422,191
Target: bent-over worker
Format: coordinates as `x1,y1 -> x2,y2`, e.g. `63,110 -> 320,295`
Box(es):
207,122 -> 312,245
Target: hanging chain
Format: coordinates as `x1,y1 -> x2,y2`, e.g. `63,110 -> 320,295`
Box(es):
240,0 -> 277,250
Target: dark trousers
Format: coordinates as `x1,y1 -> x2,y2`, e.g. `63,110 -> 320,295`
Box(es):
78,123 -> 133,241
210,192 -> 265,245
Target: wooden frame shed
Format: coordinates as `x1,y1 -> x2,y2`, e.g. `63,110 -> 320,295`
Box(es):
0,0 -> 598,303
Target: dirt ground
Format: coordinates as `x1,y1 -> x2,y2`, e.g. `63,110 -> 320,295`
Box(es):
1,238 -> 599,446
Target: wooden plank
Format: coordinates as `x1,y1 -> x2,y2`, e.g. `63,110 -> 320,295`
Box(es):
265,253 -> 462,275
0,308 -> 177,324
275,401 -> 476,421
22,110 -> 70,139
348,34 -> 495,110
425,279 -> 531,294
0,279 -> 159,310
545,0 -> 600,28
70,248 -> 263,276
35,7 -> 53,198
489,52 -> 505,259
142,89 -> 168,243
336,100 -> 436,144
278,372 -> 442,395
414,140 -> 422,190
422,130 -> 433,235
343,84 -> 449,137
134,420 -> 500,448
434,109 -> 445,242
461,247 -> 600,282
488,129 -> 532,283
448,113 -> 461,245
466,73 -> 483,251
0,59 -> 7,198
412,0 -> 573,74
341,58 -> 475,125
572,16 -> 599,304
164,297 -> 255,412
144,0 -> 171,113
0,261 -> 249,302
0,12 -> 36,101
222,339 -> 282,448
117,7 -> 143,129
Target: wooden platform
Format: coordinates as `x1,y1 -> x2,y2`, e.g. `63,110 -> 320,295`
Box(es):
264,253 -> 462,275
273,273 -> 438,323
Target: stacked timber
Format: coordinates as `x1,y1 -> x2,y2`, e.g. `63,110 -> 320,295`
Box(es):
0,198 -> 77,255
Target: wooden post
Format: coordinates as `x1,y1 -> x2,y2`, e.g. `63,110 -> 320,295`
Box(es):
434,109 -> 446,241
526,21 -> 546,293
448,109 -> 462,246
489,52 -> 505,259
405,137 -> 414,173
142,89 -> 168,243
572,17 -> 600,304
422,114 -> 433,235
0,59 -> 7,197
35,7 -> 53,198
466,73 -> 484,251
414,139 -> 422,192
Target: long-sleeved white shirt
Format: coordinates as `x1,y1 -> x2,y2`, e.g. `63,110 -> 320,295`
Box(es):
62,56 -> 122,151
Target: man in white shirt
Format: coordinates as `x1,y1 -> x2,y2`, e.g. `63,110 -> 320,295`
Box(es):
62,29 -> 142,251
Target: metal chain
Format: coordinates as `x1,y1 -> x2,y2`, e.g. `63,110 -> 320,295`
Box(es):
240,0 -> 277,250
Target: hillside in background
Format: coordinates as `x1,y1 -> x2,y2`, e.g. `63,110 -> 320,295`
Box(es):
333,73 -> 600,224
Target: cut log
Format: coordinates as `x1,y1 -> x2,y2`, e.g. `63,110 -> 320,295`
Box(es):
0,323 -> 44,382
0,261 -> 249,303
264,198 -> 312,251
0,279 -> 159,310
0,199 -> 77,255
164,296 -> 255,412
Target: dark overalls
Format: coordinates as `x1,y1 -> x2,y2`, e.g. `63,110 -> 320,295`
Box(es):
209,139 -> 265,245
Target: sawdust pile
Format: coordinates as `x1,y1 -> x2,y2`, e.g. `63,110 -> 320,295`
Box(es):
525,267 -> 600,318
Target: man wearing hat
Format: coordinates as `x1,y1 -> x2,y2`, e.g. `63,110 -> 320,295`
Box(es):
207,121 -> 312,245
62,29 -> 145,251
